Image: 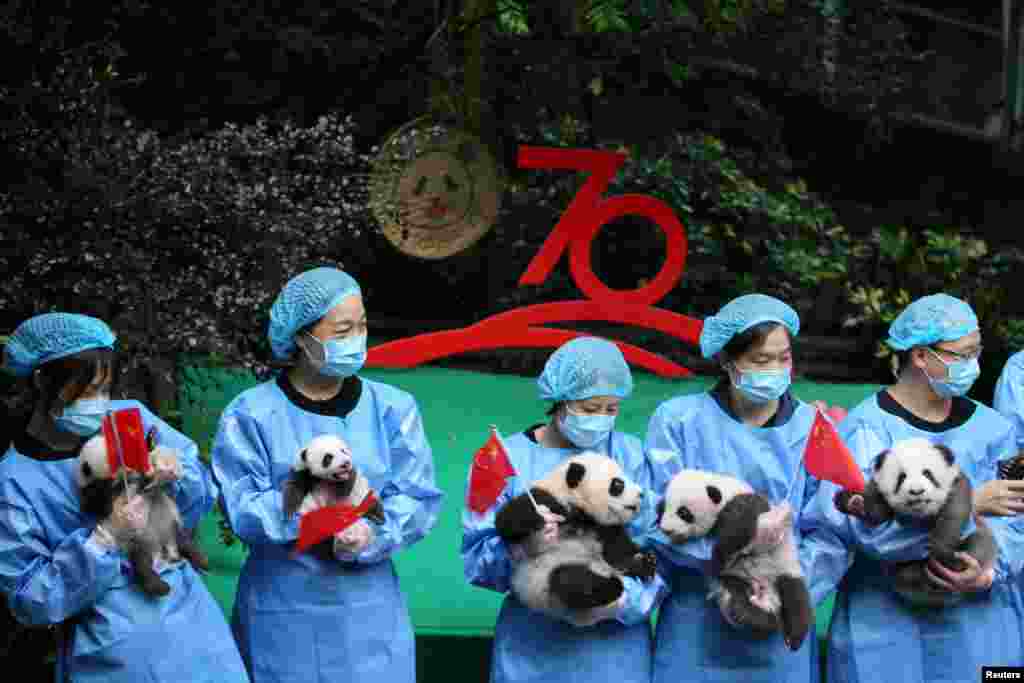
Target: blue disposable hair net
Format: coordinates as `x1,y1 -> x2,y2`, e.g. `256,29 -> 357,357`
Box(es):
268,267 -> 362,360
537,336 -> 633,402
3,313 -> 116,377
885,293 -> 979,351
699,294 -> 800,359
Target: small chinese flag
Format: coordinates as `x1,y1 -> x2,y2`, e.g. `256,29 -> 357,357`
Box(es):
804,409 -> 865,492
466,429 -> 516,514
294,491 -> 378,555
102,408 -> 152,476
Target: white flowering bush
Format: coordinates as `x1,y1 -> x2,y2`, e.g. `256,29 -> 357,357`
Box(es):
1,48 -> 377,373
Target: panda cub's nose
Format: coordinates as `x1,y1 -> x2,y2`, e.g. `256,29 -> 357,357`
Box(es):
908,487 -> 925,496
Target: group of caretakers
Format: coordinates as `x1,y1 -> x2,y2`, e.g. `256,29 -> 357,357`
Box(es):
1,266 -> 1023,683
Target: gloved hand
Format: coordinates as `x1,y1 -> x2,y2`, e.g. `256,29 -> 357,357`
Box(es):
974,479 -> 1024,516
565,593 -> 626,628
334,519 -> 375,557
147,446 -> 184,486
537,504 -> 565,543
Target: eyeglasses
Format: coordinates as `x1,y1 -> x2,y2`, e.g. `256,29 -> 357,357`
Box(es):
929,345 -> 983,362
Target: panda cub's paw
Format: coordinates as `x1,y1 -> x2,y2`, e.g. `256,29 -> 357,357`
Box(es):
625,551 -> 658,581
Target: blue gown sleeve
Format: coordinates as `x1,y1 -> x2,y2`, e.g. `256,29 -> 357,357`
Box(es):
210,409 -> 300,546
0,486 -> 123,626
461,478 -> 518,595
615,490 -> 669,625
610,437 -> 668,625
138,404 -> 213,532
643,402 -> 716,575
981,427 -> 1024,584
797,474 -> 856,607
336,397 -> 443,564
994,353 -> 1024,454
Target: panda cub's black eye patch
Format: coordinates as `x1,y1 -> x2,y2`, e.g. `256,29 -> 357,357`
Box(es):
894,472 -> 906,493
609,478 -> 624,497
677,506 -> 694,524
82,462 -> 93,478
707,486 -> 722,505
322,453 -> 333,469
923,469 -> 940,488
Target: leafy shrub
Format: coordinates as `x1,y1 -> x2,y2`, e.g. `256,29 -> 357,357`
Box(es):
1,44 -> 377,374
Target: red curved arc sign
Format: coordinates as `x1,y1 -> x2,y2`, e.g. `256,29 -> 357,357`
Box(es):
365,146 -> 704,377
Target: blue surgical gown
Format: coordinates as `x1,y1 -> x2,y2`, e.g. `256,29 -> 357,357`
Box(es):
0,399 -> 248,683
211,374 -> 443,683
644,388 -> 821,683
461,426 -> 664,683
995,350 -> 1024,455
993,349 -> 1024,660
800,391 -> 1024,682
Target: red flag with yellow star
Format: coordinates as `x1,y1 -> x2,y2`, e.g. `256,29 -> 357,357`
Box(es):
102,408 -> 152,476
804,409 -> 864,492
466,429 -> 516,514
294,491 -> 379,555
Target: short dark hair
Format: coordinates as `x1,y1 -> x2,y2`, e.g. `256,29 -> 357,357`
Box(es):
894,348 -> 913,376
32,347 -> 117,416
719,322 -> 791,365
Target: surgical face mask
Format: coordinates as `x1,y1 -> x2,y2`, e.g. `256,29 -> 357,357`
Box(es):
730,365 -> 791,404
301,332 -> 367,378
926,348 -> 980,398
559,408 -> 616,449
55,395 -> 110,436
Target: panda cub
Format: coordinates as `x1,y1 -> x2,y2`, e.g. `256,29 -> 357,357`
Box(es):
77,434 -> 209,597
494,452 -> 658,625
282,434 -> 386,561
833,437 -> 997,608
658,470 -> 813,651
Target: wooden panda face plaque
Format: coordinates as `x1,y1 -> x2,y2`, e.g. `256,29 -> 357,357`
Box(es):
370,121 -> 501,260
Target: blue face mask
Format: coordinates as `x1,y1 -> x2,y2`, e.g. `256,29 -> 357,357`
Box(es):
55,396 -> 110,436
730,366 -> 791,404
927,349 -> 980,398
302,333 -> 367,378
559,409 -> 616,449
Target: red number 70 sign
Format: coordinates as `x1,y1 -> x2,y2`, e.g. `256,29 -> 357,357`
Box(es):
365,146 -> 704,377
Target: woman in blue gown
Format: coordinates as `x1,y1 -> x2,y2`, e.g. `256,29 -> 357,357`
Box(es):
645,293 -> 825,683
461,336 -> 664,683
0,312 -> 248,682
211,267 -> 443,683
801,293 -> 1024,682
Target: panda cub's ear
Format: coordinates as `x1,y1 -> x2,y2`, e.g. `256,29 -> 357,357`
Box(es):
933,444 -> 956,467
873,450 -> 889,472
293,448 -> 310,471
566,462 -> 586,489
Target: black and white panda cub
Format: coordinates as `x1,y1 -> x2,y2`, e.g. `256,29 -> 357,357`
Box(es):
282,434 -> 386,561
77,434 -> 209,597
834,437 -> 997,608
494,452 -> 658,625
657,470 -> 814,651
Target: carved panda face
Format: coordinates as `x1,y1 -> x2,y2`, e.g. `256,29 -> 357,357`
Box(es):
658,470 -> 753,542
558,452 -> 644,526
297,434 -> 354,481
873,438 -> 959,520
